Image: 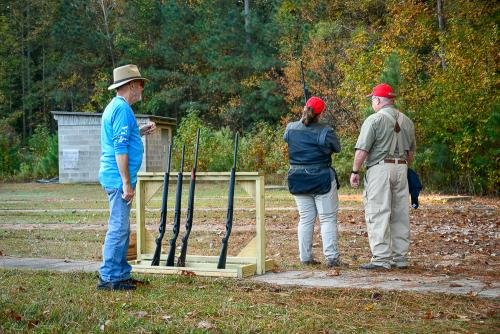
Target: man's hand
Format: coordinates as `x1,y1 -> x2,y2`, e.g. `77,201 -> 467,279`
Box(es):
350,149 -> 368,188
122,182 -> 134,204
140,122 -> 156,136
350,173 -> 360,188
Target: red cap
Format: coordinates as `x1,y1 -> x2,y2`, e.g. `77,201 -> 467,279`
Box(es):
305,96 -> 326,114
366,83 -> 397,98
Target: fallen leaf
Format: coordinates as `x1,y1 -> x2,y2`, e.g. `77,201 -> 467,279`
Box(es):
326,269 -> 340,277
180,270 -> 196,277
449,283 -> 463,287
365,304 -> 375,312
297,272 -> 314,279
134,311 -> 148,318
197,320 -> 215,329
161,315 -> 171,322
27,319 -> 39,329
270,286 -> 282,293
422,309 -> 434,320
7,310 -> 22,321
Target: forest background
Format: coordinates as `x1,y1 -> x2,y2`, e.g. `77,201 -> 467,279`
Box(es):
0,0 -> 497,195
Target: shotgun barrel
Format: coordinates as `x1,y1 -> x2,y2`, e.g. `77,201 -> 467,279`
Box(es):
217,133 -> 239,269
300,60 -> 310,104
151,141 -> 173,266
176,129 -> 201,267
165,144 -> 185,266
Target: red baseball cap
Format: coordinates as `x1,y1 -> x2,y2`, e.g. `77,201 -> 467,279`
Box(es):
366,83 -> 397,98
305,96 -> 326,114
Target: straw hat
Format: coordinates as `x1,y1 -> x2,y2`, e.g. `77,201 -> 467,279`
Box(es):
108,64 -> 148,90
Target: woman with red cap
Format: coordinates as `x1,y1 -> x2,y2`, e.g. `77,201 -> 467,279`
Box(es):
283,96 -> 346,268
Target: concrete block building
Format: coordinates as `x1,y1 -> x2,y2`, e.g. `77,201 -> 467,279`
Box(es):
52,111 -> 176,183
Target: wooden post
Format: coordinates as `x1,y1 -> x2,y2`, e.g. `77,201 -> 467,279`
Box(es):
255,174 -> 266,274
135,178 -> 146,261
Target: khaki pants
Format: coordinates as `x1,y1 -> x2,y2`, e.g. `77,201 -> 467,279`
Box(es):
364,163 -> 409,266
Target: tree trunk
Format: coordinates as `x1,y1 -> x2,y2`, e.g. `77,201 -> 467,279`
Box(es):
244,0 -> 251,47
98,0 -> 115,68
26,0 -> 32,136
437,0 -> 446,69
20,3 -> 26,142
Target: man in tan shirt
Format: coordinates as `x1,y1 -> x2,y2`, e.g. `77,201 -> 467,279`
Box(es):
350,83 -> 416,270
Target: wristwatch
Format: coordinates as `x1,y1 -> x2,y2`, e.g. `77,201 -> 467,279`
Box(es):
351,170 -> 359,174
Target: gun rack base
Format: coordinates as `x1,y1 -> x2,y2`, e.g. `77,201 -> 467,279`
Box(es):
130,256 -> 275,278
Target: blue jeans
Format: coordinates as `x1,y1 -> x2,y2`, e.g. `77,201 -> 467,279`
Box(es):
99,187 -> 132,283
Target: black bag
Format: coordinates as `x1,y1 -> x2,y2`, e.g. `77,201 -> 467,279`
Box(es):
287,167 -> 332,195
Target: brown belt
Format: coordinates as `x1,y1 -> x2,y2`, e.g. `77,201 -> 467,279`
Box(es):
384,159 -> 407,164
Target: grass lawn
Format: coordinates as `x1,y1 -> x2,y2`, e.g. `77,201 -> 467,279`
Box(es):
0,182 -> 498,333
1,269 -> 498,333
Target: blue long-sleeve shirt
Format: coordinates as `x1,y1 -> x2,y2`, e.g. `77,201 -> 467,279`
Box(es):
99,96 -> 144,189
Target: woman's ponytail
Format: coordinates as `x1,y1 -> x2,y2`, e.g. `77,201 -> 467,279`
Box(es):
301,106 -> 317,126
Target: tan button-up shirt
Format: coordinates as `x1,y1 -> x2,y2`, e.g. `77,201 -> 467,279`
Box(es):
355,106 -> 416,167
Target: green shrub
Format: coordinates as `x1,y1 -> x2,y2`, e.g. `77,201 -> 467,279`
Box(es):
172,112 -> 289,177
16,126 -> 59,180
0,126 -> 22,179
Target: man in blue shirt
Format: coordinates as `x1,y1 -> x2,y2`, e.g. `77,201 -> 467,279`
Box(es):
97,64 -> 156,291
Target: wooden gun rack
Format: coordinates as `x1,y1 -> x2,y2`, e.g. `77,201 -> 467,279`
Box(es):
129,172 -> 275,278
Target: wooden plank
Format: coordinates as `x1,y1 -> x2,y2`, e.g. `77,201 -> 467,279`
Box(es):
138,254 -> 257,264
255,175 -> 266,274
239,180 -> 256,198
265,259 -> 276,272
136,179 -> 145,260
143,229 -> 157,254
144,181 -> 163,204
131,264 -> 240,278
237,236 -> 256,257
137,172 -> 262,183
130,259 -> 259,278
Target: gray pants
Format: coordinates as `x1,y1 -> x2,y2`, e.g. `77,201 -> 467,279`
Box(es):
293,181 -> 340,262
364,163 -> 410,266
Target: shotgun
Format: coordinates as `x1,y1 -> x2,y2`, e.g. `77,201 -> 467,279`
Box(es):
151,141 -> 173,266
217,133 -> 239,269
300,60 -> 310,104
165,144 -> 185,266
176,128 -> 200,267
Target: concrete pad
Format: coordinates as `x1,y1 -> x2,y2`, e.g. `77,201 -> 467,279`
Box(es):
251,270 -> 500,299
0,256 -> 99,273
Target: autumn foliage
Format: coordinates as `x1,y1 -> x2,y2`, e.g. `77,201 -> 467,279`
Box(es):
0,0 -> 497,194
